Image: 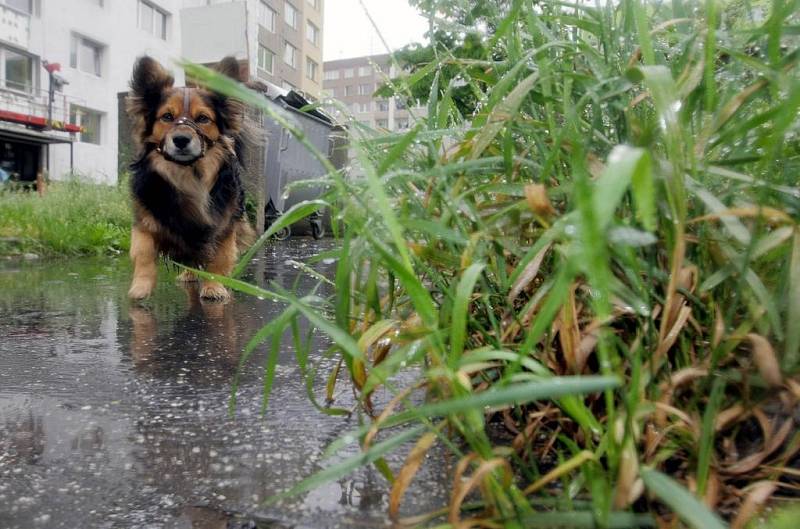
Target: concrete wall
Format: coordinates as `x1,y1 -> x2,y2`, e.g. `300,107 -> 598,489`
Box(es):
181,2 -> 248,63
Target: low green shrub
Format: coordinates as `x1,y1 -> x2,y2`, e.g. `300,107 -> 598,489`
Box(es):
0,175 -> 131,256
186,1 -> 799,527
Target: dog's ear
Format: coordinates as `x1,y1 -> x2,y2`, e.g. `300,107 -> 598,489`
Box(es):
128,56 -> 174,113
209,56 -> 245,136
127,56 -> 174,155
215,56 -> 244,82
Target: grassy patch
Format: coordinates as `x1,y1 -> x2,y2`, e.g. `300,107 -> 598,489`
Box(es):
0,177 -> 131,257
186,0 -> 799,526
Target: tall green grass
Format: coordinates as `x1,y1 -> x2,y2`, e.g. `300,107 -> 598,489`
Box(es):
0,176 -> 130,256
186,0 -> 800,526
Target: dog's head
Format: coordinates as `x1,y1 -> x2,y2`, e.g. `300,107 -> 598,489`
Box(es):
127,56 -> 244,165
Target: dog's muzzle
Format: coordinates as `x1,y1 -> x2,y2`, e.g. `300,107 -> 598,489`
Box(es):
156,88 -> 216,166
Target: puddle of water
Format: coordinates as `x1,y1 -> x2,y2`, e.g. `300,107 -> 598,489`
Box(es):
0,240 -> 449,529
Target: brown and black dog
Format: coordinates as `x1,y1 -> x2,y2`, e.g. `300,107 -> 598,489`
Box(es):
126,56 -> 253,302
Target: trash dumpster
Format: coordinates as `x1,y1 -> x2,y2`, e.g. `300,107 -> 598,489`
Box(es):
251,83 -> 347,239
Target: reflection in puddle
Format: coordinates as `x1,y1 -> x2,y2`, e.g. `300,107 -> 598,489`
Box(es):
0,241 -> 449,528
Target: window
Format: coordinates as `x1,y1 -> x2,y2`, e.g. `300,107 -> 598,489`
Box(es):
306,20 -> 319,46
307,0 -> 318,9
377,100 -> 390,112
375,119 -> 388,129
70,106 -> 102,145
323,70 -> 339,81
357,83 -> 371,96
396,117 -> 410,130
305,57 -> 317,81
1,47 -> 33,92
357,102 -> 370,113
70,35 -> 103,76
138,1 -> 168,40
2,0 -> 32,14
343,68 -> 353,78
257,1 -> 276,32
258,44 -> 274,74
358,66 -> 371,77
344,85 -> 353,97
284,2 -> 297,29
283,41 -> 297,68
395,98 -> 407,110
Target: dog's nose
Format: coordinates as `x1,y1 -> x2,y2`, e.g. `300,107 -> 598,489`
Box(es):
172,134 -> 191,149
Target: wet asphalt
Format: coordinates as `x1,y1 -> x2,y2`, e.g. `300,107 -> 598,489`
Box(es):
0,240 -> 449,529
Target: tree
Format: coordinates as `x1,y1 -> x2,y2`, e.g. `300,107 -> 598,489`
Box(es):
376,1 -> 521,117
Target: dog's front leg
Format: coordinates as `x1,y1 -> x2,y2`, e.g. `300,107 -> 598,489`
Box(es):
128,227 -> 158,300
200,231 -> 236,302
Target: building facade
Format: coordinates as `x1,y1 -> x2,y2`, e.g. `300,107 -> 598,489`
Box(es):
0,0 -> 324,186
322,53 -> 426,133
181,0 -> 323,97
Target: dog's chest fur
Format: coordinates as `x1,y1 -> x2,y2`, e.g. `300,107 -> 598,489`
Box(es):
131,154 -> 244,265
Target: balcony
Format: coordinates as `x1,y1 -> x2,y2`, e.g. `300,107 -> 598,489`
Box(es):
0,2 -> 30,48
0,86 -> 84,134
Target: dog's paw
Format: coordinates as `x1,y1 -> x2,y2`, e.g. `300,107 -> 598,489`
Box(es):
128,280 -> 154,300
200,282 -> 230,303
176,270 -> 198,283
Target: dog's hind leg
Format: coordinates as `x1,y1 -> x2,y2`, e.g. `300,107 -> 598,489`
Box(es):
128,227 -> 158,300
200,231 -> 237,302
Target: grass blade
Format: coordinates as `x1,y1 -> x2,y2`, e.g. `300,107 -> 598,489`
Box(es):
641,468 -> 728,529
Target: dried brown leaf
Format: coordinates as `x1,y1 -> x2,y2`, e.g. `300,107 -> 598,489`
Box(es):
449,458 -> 512,524
715,404 -> 747,432
655,305 -> 693,363
690,206 -> 794,226
712,306 -> 725,349
746,334 -> 783,387
524,450 -> 595,496
722,420 -> 793,475
363,386 -> 414,449
389,431 -> 438,519
558,283 -> 581,373
507,242 -> 551,303
731,481 -> 777,529
524,183 -> 556,217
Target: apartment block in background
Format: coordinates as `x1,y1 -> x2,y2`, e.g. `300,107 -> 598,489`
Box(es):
322,53 -> 427,132
0,0 -> 324,186
182,0 -> 323,97
0,0 -> 184,185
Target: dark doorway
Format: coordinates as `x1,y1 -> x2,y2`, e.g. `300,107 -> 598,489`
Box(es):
0,139 -> 40,184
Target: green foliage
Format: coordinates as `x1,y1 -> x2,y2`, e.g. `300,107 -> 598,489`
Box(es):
0,175 -> 131,256
195,0 -> 799,525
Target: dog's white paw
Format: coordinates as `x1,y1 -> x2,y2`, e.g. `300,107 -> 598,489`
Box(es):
200,282 -> 230,302
128,280 -> 154,300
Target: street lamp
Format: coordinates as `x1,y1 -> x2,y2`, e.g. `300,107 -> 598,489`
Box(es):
42,60 -> 69,130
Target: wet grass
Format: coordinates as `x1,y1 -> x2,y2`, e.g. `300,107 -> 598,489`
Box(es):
0,177 -> 131,257
185,0 -> 800,527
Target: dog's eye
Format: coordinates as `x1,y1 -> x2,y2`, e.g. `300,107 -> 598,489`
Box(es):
196,114 -> 211,124
161,112 -> 174,122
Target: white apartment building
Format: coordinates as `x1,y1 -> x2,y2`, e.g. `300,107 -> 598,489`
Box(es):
0,0 -> 323,186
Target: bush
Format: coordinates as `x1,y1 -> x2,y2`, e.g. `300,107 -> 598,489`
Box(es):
0,175 -> 131,256
187,1 -> 799,527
